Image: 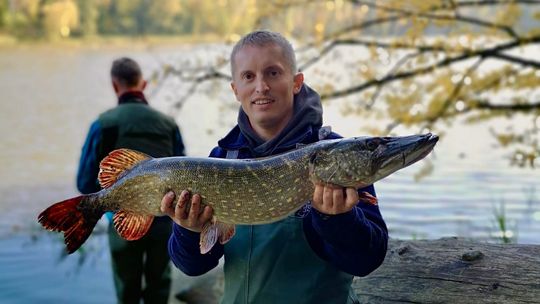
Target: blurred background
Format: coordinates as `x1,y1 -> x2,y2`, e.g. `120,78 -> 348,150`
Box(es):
0,0 -> 539,303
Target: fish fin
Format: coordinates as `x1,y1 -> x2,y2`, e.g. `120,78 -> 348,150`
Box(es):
359,191 -> 378,206
199,219 -> 236,254
37,194 -> 102,254
98,149 -> 151,188
218,222 -> 236,245
113,210 -> 154,241
318,125 -> 332,140
200,221 -> 218,254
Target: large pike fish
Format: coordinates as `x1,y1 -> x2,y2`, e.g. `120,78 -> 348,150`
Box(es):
38,133 -> 438,254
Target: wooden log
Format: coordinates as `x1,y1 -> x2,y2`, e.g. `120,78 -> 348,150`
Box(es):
171,237 -> 540,303
353,237 -> 540,303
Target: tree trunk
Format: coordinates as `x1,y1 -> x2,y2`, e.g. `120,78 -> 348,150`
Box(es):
353,237 -> 540,303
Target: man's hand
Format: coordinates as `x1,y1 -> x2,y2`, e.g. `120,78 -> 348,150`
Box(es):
311,182 -> 359,215
160,190 -> 213,233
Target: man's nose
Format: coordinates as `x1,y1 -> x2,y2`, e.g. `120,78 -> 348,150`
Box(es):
255,78 -> 269,93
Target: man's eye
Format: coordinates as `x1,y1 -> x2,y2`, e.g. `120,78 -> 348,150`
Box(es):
243,73 -> 254,80
269,70 -> 279,77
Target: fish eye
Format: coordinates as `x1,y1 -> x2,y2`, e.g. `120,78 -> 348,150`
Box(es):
366,139 -> 379,151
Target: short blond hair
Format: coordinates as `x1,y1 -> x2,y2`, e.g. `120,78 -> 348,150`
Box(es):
230,30 -> 297,75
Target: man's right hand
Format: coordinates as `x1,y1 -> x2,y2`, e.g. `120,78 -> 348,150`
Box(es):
160,190 -> 213,233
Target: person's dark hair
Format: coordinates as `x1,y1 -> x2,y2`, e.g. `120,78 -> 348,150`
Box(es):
230,30 -> 297,75
111,57 -> 142,87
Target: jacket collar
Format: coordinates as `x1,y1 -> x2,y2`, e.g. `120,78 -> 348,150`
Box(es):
118,91 -> 148,105
217,124 -> 319,156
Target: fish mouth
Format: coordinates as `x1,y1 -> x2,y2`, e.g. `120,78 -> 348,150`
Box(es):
403,133 -> 438,166
377,133 -> 439,172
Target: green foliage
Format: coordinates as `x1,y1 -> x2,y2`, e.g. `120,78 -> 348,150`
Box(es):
0,0 -> 8,29
2,0 -> 263,38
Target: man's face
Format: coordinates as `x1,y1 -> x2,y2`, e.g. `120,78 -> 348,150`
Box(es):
231,44 -> 304,139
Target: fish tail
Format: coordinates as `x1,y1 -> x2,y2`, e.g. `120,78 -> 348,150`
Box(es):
37,194 -> 103,254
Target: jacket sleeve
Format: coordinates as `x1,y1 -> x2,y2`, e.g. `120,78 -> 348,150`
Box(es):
303,184 -> 388,276
169,224 -> 224,276
168,146 -> 225,276
77,121 -> 102,194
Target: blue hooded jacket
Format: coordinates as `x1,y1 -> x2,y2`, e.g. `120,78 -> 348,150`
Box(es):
168,84 -> 388,303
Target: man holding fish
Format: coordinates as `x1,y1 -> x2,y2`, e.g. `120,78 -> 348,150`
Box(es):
160,30 -> 389,304
39,30 -> 438,304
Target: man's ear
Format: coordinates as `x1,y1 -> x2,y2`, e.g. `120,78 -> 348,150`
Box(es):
140,80 -> 147,91
112,80 -> 120,94
231,82 -> 240,101
293,73 -> 304,94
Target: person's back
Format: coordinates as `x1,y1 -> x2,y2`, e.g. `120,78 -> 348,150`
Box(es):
98,99 -> 179,158
77,57 -> 185,304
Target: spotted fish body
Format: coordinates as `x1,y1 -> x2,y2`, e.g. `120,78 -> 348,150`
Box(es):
103,147 -> 316,224
38,133 -> 438,254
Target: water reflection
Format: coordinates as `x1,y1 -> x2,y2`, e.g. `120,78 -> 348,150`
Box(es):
0,230 -> 114,304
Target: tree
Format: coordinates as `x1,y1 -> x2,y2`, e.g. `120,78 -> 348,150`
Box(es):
158,0 -> 540,168
76,0 -> 99,36
40,0 -> 79,38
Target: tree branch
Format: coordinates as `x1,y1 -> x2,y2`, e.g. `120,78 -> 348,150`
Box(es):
320,34 -> 540,100
451,0 -> 540,6
424,57 -> 484,128
348,0 -> 519,38
489,52 -> 540,68
367,52 -> 423,109
475,101 -> 540,111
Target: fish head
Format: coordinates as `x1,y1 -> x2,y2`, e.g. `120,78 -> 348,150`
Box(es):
309,133 -> 439,187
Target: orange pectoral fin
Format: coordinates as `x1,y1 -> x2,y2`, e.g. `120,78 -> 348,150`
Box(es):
113,210 -> 154,240
199,220 -> 235,254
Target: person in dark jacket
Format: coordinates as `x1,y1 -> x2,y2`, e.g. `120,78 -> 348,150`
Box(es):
160,30 -> 387,304
77,57 -> 185,304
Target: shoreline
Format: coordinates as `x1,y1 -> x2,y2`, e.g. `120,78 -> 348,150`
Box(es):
0,34 -> 232,50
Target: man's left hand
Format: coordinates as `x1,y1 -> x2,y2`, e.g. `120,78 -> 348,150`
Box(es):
311,182 -> 359,215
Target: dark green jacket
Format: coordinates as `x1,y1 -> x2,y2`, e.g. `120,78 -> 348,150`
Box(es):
77,91 -> 185,194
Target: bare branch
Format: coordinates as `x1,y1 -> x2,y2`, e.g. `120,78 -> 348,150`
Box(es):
169,70 -> 232,111
424,57 -> 485,128
367,52 -> 423,109
321,38 -> 462,52
327,39 -> 539,68
348,0 -> 518,38
489,53 -> 540,68
452,0 -> 540,6
319,15 -> 404,41
321,34 -> 540,100
475,101 -> 540,111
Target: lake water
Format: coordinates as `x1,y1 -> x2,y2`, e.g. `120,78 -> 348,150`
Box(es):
0,43 -> 539,303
